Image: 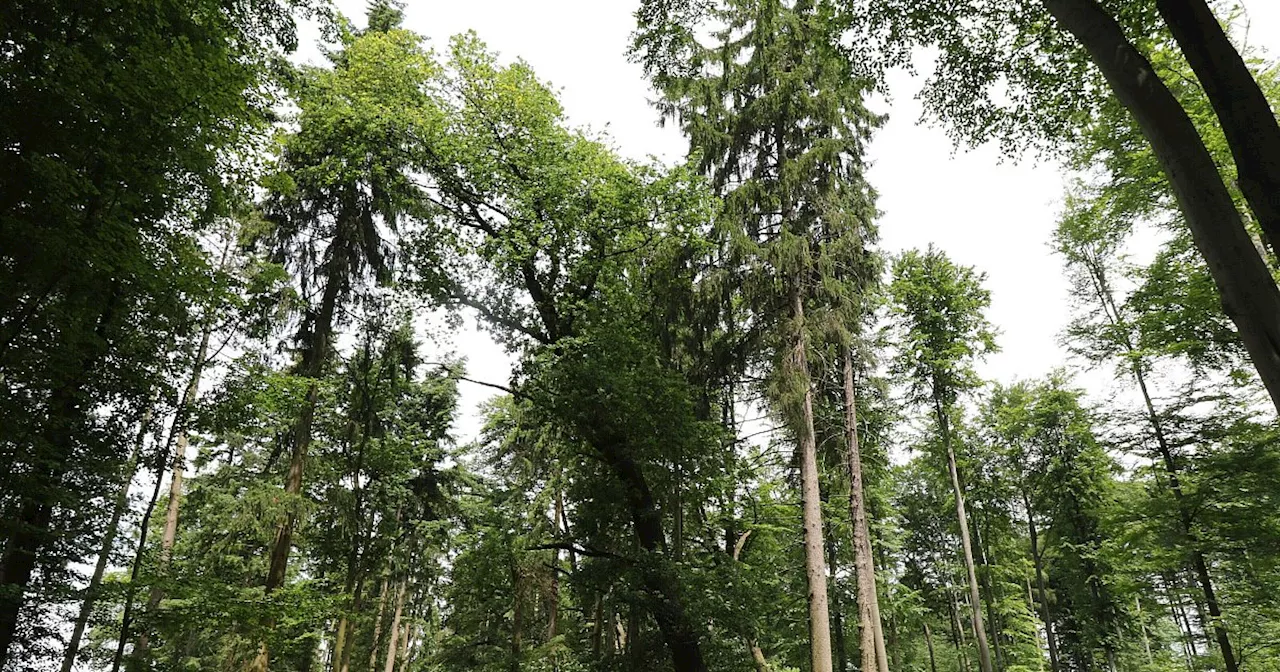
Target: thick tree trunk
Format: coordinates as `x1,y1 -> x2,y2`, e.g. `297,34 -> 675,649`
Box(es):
1042,0 -> 1280,418
60,407 -> 150,672
1156,0 -> 1280,256
936,399 -> 994,672
1022,490 -> 1061,672
842,353 -> 889,672
0,292 -> 118,667
789,288 -> 834,672
591,440 -> 708,672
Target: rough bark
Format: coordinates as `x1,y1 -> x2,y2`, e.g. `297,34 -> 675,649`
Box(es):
843,353 -> 889,672
1156,0 -> 1280,256
936,398 -> 994,672
60,407 -> 150,672
1043,0 -> 1280,418
591,439 -> 708,672
789,287 -> 834,672
0,292 -> 119,667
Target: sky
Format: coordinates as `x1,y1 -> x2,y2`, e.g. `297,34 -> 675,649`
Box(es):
298,0 -> 1280,444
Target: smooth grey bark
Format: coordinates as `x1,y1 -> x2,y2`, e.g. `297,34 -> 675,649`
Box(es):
1042,0 -> 1280,421
1156,0 -> 1280,257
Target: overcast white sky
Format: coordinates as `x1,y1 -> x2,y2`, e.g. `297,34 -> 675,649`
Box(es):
300,0 -> 1280,443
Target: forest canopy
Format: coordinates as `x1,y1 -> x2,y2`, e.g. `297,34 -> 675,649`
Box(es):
3,1 -> 1280,672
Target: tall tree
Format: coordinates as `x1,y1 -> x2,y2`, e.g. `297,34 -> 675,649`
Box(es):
0,0 -> 304,663
890,247 -> 998,672
250,6 -> 432,666
633,2 -> 884,669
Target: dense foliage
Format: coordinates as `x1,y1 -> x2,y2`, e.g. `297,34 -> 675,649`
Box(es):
3,1 -> 1280,672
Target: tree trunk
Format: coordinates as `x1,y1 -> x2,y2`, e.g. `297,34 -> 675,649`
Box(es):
60,407 -> 150,672
0,290 -> 118,668
133,320 -> 213,663
113,424 -> 174,672
923,621 -> 938,672
843,353 -> 890,672
936,398 -> 993,672
1136,596 -> 1153,665
974,523 -> 1003,672
511,558 -> 523,672
252,275 -> 340,672
1022,490 -> 1061,672
1156,0 -> 1280,257
787,287 -> 834,672
1042,0 -> 1280,420
368,577 -> 391,672
383,581 -> 407,672
827,533 -> 849,672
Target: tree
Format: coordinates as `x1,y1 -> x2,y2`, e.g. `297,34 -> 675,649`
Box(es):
0,0 -> 306,663
890,246 -> 998,672
633,2 -> 885,669
250,4 -> 433,665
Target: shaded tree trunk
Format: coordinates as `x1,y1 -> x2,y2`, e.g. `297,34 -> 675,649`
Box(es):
368,576 -> 391,671
923,621 -> 938,672
60,406 -> 151,672
1042,0 -> 1280,423
1156,0 -> 1280,257
383,580 -> 407,672
1022,490 -> 1061,672
936,398 -> 993,672
134,318 -> 214,662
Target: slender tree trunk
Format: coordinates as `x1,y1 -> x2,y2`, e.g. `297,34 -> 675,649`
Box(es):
383,581 -> 407,672
936,399 -> 993,672
974,524 -> 1003,672
788,287 -> 834,672
827,533 -> 849,672
1156,0 -> 1280,256
923,621 -> 938,672
1041,0 -> 1280,421
1022,490 -> 1060,672
1136,596 -> 1153,665
947,595 -> 969,672
134,320 -> 214,663
368,577 -> 390,672
60,407 -> 151,672
338,578 -> 363,672
510,558 -> 523,672
113,428 -> 174,672
843,353 -> 890,672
